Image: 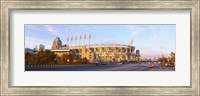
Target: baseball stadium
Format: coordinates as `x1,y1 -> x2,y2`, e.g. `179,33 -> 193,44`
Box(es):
51,37 -> 137,63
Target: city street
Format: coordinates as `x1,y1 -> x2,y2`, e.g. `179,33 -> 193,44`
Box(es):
25,63 -> 175,71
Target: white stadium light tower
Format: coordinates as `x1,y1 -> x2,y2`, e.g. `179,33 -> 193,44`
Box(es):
70,36 -> 73,46
89,33 -> 91,47
84,34 -> 86,46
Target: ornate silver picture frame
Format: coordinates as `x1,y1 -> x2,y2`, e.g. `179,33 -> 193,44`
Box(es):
1,0 -> 199,95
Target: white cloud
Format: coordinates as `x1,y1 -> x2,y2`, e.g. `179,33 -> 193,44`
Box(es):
44,25 -> 60,36
126,25 -> 145,36
44,25 -> 69,41
131,28 -> 145,36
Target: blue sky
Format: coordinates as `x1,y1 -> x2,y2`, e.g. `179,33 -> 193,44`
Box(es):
25,24 -> 175,58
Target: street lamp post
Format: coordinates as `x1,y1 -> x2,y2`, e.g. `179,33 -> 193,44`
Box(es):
67,59 -> 69,63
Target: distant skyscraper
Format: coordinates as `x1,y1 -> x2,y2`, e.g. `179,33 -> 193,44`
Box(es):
136,49 -> 141,61
35,44 -> 45,51
136,50 -> 140,56
25,48 -> 36,54
51,37 -> 62,49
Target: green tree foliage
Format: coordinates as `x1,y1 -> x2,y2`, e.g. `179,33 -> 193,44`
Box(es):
25,50 -> 56,64
170,52 -> 175,61
25,53 -> 37,64
25,50 -> 88,65
169,52 -> 175,66
158,57 -> 168,63
157,52 -> 175,67
56,54 -> 72,64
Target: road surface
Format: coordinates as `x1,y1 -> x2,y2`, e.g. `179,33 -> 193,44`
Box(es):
25,63 -> 175,71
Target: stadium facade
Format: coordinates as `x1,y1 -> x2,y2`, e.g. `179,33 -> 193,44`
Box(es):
51,37 -> 137,63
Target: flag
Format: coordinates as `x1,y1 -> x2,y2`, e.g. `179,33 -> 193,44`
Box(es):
67,37 -> 69,42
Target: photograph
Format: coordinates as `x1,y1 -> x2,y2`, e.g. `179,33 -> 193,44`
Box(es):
1,0 -> 199,95
25,24 -> 175,71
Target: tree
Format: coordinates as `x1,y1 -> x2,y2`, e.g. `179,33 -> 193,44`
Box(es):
158,57 -> 167,63
157,52 -> 175,67
25,50 -> 56,64
25,53 -> 36,64
170,52 -> 175,66
56,54 -> 71,64
25,50 -> 89,65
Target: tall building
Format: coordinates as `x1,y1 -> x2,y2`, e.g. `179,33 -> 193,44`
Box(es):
61,44 -> 69,49
35,44 -> 45,51
136,49 -> 141,61
25,48 -> 36,54
51,37 -> 62,49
